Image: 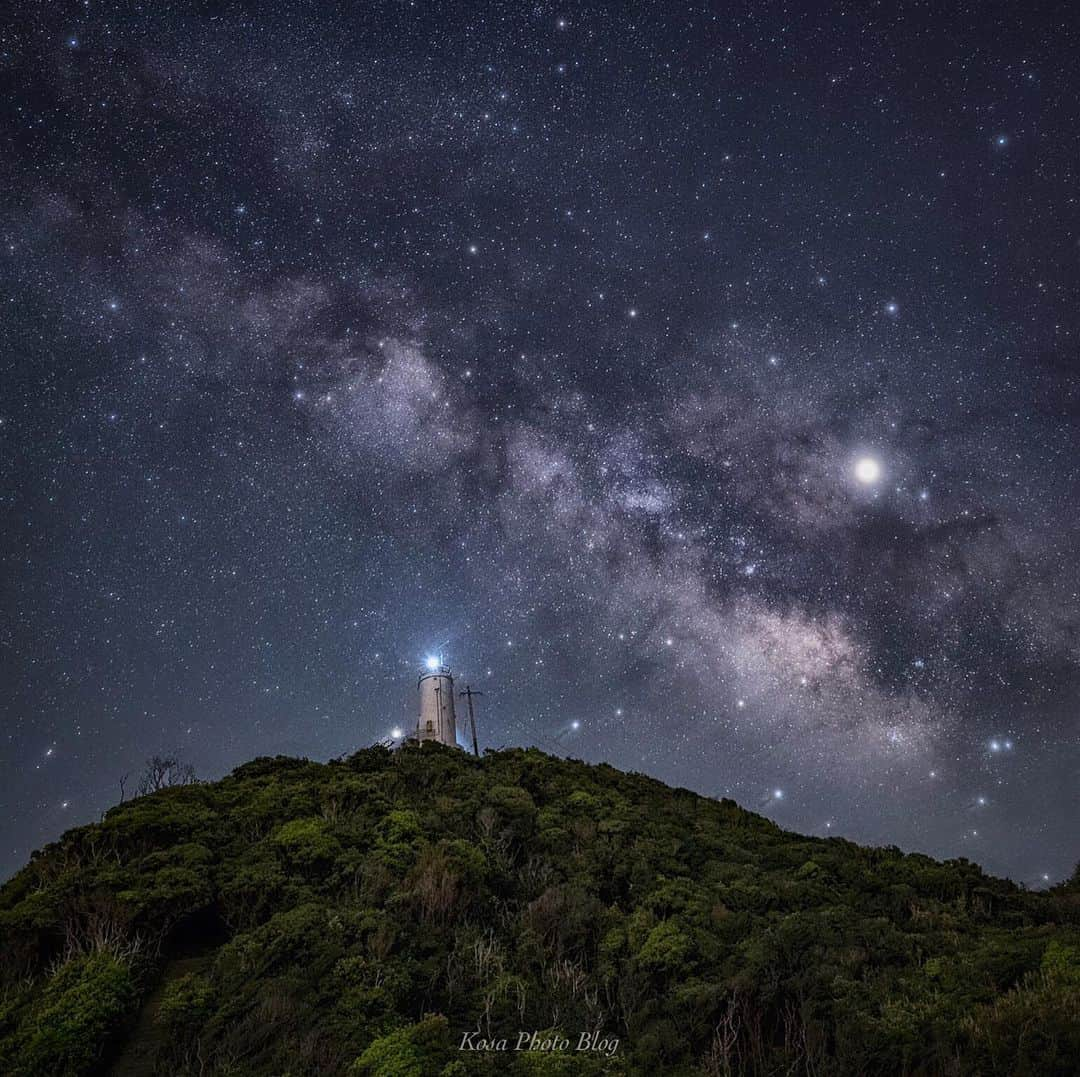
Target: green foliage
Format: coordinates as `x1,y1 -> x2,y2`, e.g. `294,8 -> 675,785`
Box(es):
7,953 -> 137,1076
1041,939 -> 1080,984
156,971 -> 215,1035
272,816 -> 343,870
352,1014 -> 452,1076
0,741 -> 1076,1076
636,920 -> 692,973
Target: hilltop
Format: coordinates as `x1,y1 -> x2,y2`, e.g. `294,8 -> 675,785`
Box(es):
0,743 -> 1077,1075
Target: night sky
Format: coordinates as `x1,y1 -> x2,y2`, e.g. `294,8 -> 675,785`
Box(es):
2,2 -> 1078,885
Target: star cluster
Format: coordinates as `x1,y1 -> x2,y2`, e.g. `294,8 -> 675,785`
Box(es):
1,2 -> 1078,884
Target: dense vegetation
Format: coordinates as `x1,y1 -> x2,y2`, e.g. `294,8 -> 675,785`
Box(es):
0,743 -> 1077,1076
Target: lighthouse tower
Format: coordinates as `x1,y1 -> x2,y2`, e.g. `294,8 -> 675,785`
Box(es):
417,659 -> 459,747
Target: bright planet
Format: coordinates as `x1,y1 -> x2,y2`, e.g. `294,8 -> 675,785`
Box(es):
855,456 -> 882,484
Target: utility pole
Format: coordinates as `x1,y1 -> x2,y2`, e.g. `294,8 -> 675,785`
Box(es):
459,685 -> 484,757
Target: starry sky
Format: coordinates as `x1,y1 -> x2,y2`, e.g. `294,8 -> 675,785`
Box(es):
2,2 -> 1078,885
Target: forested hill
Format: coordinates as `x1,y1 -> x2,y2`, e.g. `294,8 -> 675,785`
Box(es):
1,744 -> 1077,1076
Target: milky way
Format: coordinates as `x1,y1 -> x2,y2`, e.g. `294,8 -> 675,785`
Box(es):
2,3 -> 1078,883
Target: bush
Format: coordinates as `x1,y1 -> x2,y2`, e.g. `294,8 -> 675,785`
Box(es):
17,953 -> 137,1076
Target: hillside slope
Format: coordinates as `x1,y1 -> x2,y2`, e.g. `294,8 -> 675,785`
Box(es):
0,743 -> 1077,1076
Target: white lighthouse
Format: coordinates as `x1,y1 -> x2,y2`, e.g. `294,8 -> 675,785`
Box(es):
417,658 -> 459,747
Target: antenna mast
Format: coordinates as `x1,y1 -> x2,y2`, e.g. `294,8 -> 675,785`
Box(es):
459,685 -> 484,757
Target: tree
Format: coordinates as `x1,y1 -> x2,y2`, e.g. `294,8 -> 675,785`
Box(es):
136,755 -> 197,796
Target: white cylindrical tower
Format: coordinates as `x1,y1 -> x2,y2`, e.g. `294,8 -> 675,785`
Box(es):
417,661 -> 459,747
